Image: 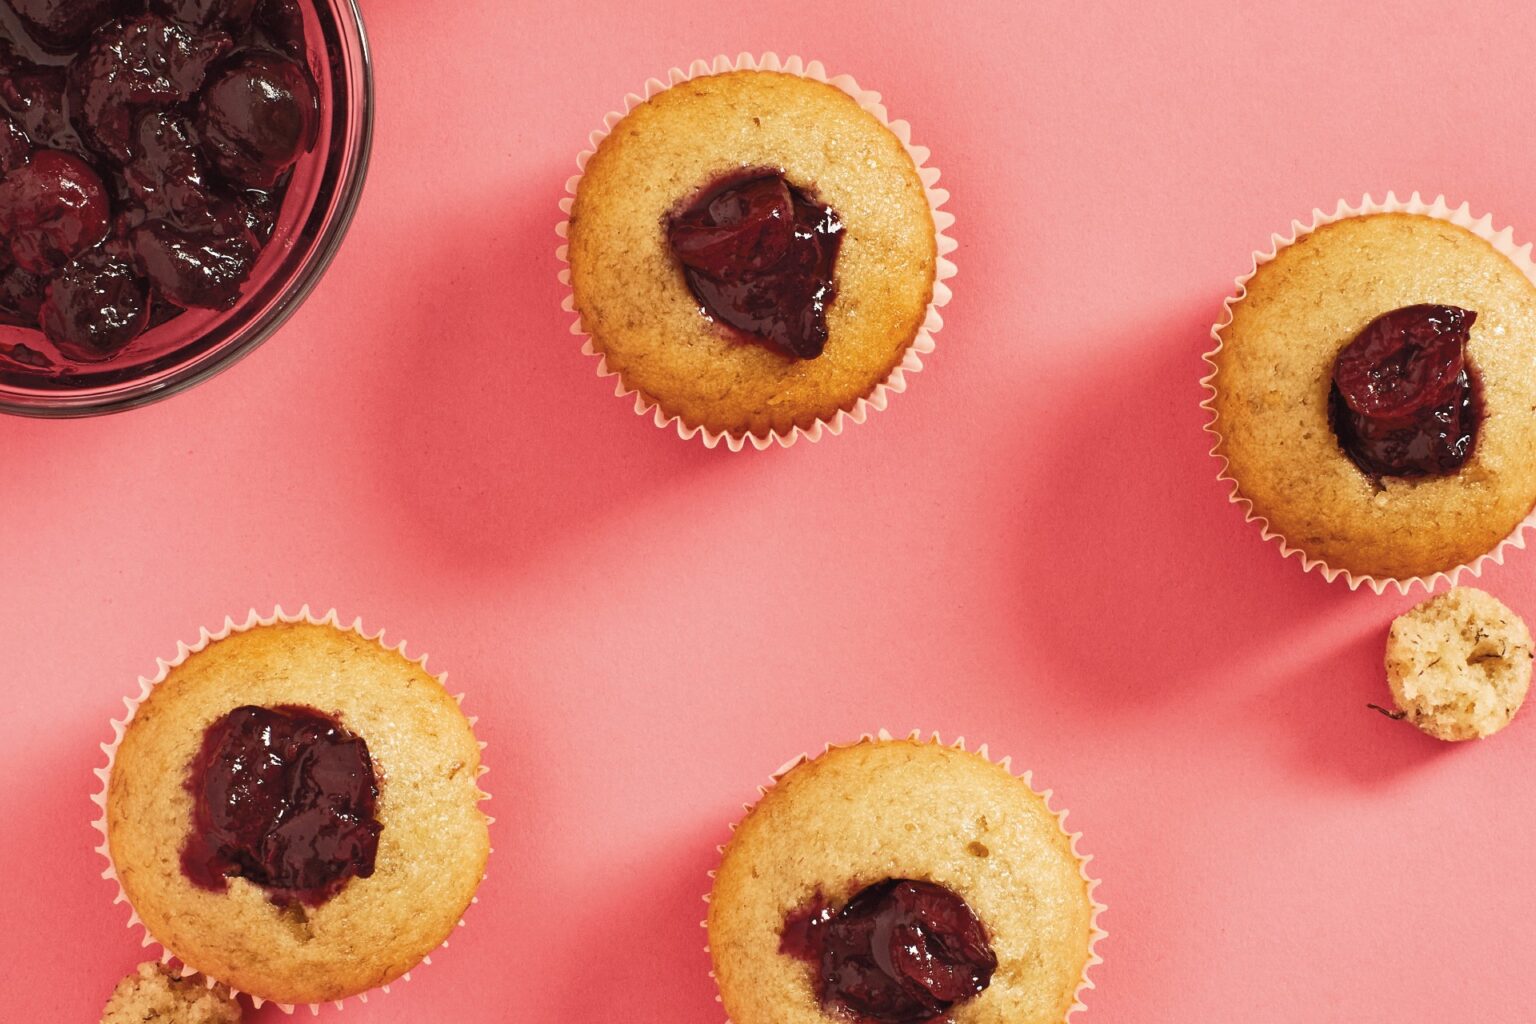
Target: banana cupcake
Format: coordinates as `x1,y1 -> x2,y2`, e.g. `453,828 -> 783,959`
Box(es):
563,56 -> 951,448
96,613 -> 490,1007
708,734 -> 1102,1024
1205,197 -> 1536,588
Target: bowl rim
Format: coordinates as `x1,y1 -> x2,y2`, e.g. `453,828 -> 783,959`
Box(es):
0,0 -> 376,420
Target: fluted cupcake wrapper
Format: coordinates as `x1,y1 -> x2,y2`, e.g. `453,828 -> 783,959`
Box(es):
89,605 -> 495,1016
700,729 -> 1107,1022
1200,192 -> 1536,595
556,52 -> 957,451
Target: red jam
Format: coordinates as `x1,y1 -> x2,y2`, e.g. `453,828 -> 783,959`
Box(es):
1329,304 -> 1482,478
667,171 -> 843,360
182,704 -> 381,908
780,880 -> 997,1024
0,0 -> 315,375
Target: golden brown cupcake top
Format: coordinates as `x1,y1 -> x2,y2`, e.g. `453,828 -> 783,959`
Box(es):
568,69 -> 937,440
106,621 -> 490,1005
1210,212 -> 1536,580
708,737 -> 1097,1024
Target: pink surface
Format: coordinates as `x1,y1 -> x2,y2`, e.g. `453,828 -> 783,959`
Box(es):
4,1 -> 1536,1020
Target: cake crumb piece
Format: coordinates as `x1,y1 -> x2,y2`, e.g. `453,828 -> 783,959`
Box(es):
1384,587 -> 1533,741
101,962 -> 241,1024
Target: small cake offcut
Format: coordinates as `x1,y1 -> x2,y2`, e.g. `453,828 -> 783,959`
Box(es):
100,962 -> 241,1024
1384,586 -> 1533,741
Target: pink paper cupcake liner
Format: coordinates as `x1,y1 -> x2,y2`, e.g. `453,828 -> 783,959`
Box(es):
1200,192 -> 1536,595
556,53 -> 957,451
701,729 -> 1106,1021
89,606 -> 494,1016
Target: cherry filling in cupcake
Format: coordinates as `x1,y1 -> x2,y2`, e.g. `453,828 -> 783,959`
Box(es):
0,0 -> 316,374
667,171 -> 843,360
780,879 -> 997,1024
1328,304 -> 1483,479
182,704 -> 381,907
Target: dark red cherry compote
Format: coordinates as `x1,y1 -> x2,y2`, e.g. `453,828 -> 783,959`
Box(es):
0,0 -> 317,378
667,171 -> 843,360
182,704 -> 381,908
780,879 -> 998,1024
1329,304 -> 1482,479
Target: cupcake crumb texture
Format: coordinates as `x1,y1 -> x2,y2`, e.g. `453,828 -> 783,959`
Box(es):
100,963 -> 241,1024
1384,587 -> 1533,741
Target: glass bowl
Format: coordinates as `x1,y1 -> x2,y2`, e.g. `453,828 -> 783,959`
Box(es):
0,0 -> 373,417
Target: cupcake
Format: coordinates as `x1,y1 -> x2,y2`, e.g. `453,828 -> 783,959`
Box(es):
95,613 -> 490,1007
707,734 -> 1102,1024
1203,196 -> 1536,589
562,55 -> 952,449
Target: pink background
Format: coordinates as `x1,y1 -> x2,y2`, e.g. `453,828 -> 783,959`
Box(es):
5,0 -> 1536,1019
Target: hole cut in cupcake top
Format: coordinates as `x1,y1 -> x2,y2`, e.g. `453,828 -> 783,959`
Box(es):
667,170 -> 843,360
181,703 -> 381,908
780,878 -> 997,1023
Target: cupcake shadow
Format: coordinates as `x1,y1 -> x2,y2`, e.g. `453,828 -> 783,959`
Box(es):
1006,302 -> 1350,711
372,172 -> 730,579
5,716 -> 137,1021
549,823 -> 725,1022
1259,608 -> 1462,788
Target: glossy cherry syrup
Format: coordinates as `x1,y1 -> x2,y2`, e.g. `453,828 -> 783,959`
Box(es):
0,0 -> 315,378
667,171 -> 843,360
1329,304 -> 1482,478
781,880 -> 998,1023
182,704 -> 381,908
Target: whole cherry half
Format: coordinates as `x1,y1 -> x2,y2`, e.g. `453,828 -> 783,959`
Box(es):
130,214 -> 259,309
196,51 -> 318,189
70,14 -> 232,161
669,176 -> 795,280
256,0 -> 306,56
39,251 -> 150,361
1333,304 -> 1473,421
9,0 -> 123,51
782,879 -> 997,1024
0,149 -> 111,274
